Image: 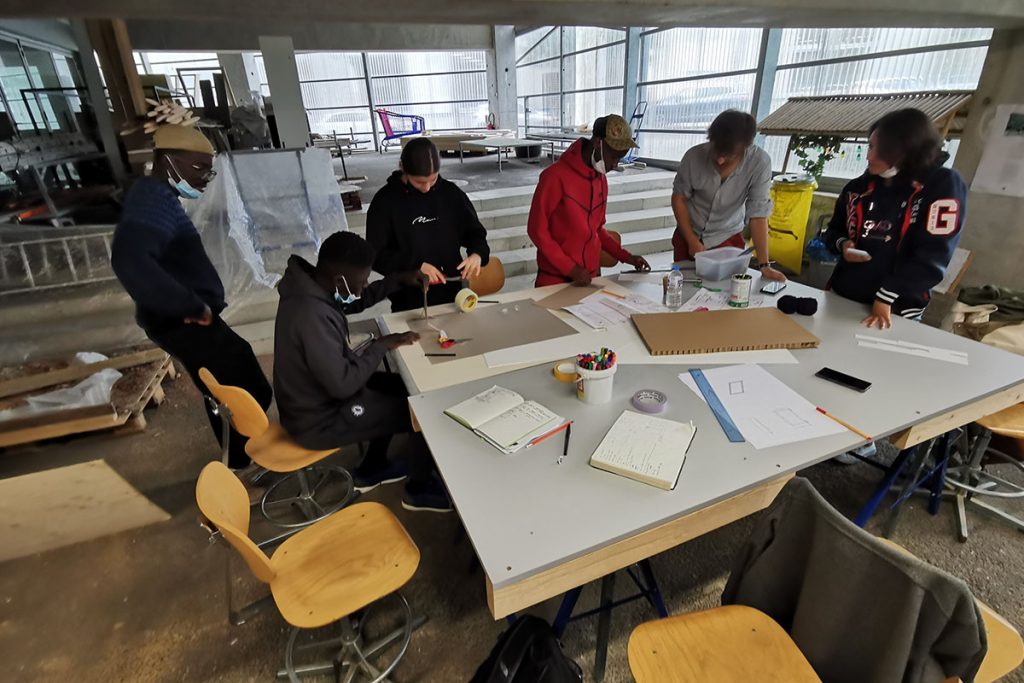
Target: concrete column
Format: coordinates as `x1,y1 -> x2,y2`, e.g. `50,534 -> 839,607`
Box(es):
487,26 -> 518,133
69,19 -> 126,182
751,28 -> 782,121
623,27 -> 642,120
258,35 -> 309,148
953,28 -> 1024,288
217,52 -> 261,106
560,28 -> 574,129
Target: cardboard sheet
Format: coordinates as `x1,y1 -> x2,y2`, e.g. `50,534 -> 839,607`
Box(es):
408,299 -> 580,365
535,284 -> 602,310
632,308 -> 820,355
0,460 -> 170,562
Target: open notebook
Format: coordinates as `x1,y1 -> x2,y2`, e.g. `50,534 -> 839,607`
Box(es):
445,385 -> 565,454
589,410 -> 696,490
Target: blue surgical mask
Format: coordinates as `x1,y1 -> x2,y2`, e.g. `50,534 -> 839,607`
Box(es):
334,275 -> 360,305
166,157 -> 204,199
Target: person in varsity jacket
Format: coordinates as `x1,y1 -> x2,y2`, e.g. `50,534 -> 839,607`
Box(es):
824,108 -> 967,329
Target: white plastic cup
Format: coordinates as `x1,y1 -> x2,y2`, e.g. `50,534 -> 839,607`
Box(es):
576,363 -> 617,405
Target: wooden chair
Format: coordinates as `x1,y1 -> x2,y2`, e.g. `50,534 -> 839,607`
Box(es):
600,230 -> 622,268
628,540 -> 1024,683
944,404 -> 1024,541
196,461 -> 422,683
467,256 -> 505,296
199,368 -> 356,529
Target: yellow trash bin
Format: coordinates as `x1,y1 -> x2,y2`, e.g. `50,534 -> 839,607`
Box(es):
768,174 -> 818,275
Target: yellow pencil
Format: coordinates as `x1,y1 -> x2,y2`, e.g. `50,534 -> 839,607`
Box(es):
601,289 -> 626,300
816,407 -> 872,441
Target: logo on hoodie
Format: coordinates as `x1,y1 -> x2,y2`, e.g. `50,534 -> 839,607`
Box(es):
412,216 -> 438,225
351,404 -> 365,417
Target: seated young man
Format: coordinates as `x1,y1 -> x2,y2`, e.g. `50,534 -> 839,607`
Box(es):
273,231 -> 450,512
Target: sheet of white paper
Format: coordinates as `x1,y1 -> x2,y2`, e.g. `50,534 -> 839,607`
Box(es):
679,287 -> 774,312
856,341 -> 969,365
854,334 -> 968,358
678,364 -> 846,449
483,328 -> 615,368
564,291 -> 665,329
971,104 -> 1024,198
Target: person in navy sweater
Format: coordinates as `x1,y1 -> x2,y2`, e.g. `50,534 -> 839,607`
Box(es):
112,124 -> 272,471
824,108 -> 967,329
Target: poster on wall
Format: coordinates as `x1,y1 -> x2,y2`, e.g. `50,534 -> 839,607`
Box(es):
971,104 -> 1024,198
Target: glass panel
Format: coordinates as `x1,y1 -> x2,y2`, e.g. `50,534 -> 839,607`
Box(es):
22,46 -> 70,131
306,108 -> 374,137
778,27 -> 993,66
764,134 -> 962,178
562,27 -> 625,54
516,28 -> 559,64
141,51 -> 219,65
641,74 -> 756,132
372,72 -> 487,106
517,97 -> 526,131
641,28 -> 761,82
296,52 -> 364,80
636,131 -> 706,164
770,46 -> 989,112
517,59 -> 560,98
562,88 -> 624,130
523,94 -> 561,132
300,80 -> 367,109
384,101 -> 490,131
0,38 -> 33,130
563,43 -> 625,91
365,50 -> 486,76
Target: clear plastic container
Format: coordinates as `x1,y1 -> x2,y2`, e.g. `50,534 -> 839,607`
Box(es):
694,246 -> 750,281
665,266 -> 685,310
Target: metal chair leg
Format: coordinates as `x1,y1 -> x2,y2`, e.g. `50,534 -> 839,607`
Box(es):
855,445 -> 916,527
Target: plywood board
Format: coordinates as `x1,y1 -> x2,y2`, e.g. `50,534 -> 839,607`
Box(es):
407,299 -> 579,365
631,308 -> 820,355
0,460 -> 170,562
535,284 -> 602,310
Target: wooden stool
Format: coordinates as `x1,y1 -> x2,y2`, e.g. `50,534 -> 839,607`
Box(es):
197,462 -> 423,683
945,404 -> 1024,541
600,230 -> 622,268
199,368 -> 356,529
628,605 -> 821,683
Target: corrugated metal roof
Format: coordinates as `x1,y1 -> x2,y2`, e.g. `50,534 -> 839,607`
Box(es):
758,90 -> 973,138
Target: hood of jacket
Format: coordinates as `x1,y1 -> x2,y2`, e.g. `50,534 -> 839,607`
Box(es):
279,254 -> 334,305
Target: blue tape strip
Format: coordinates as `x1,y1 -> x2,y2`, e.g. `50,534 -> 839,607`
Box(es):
688,368 -> 745,443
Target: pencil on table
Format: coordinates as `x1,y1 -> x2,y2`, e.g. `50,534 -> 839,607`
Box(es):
816,407 -> 872,441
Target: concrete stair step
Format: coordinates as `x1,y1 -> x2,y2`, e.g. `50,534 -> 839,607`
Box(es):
495,226 -> 676,278
345,170 -> 676,228
485,206 -> 675,252
474,189 -> 671,230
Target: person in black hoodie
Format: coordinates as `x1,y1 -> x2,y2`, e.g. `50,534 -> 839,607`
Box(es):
273,231 -> 451,512
825,108 -> 967,329
366,138 -> 491,312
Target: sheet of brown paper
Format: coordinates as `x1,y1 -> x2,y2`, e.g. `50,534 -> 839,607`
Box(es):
535,284 -> 602,310
408,299 -> 580,364
631,308 -> 820,355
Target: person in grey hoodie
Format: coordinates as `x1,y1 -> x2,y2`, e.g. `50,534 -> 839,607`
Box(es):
273,231 -> 451,512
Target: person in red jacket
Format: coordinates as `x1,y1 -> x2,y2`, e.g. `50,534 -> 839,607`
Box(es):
528,114 -> 651,287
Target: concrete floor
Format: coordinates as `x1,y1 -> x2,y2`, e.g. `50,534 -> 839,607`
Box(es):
2,351 -> 1023,683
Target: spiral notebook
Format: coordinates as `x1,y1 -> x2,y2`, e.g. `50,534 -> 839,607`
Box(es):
631,308 -> 819,356
589,410 -> 696,490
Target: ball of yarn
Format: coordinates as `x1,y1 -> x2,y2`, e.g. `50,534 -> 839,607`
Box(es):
777,295 -> 798,314
796,297 -> 819,316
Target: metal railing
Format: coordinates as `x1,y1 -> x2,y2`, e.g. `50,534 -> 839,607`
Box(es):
0,230 -> 116,295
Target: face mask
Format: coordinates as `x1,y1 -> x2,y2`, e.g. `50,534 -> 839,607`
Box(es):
592,142 -> 608,175
879,166 -> 899,179
334,275 -> 360,305
166,158 -> 204,199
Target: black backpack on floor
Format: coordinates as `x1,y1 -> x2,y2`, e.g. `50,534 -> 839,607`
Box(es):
469,615 -> 584,683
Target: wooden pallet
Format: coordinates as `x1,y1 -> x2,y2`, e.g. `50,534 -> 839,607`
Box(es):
0,353 -> 176,449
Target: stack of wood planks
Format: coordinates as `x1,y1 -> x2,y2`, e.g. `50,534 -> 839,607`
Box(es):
0,347 -> 176,448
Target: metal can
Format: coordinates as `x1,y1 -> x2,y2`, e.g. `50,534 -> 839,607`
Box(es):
729,273 -> 752,308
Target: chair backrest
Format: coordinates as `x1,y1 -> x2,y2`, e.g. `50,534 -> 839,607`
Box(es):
468,256 -> 505,296
600,230 -> 622,268
375,108 -> 394,137
195,461 -> 277,583
722,477 -> 988,683
198,367 -> 270,439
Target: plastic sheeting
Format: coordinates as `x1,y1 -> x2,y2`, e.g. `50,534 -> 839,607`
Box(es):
0,352 -> 122,422
186,147 -> 349,310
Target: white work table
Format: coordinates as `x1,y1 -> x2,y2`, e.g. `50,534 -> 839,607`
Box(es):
387,274 -> 1024,618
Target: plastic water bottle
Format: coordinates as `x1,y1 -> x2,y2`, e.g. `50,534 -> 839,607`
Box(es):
665,266 -> 685,310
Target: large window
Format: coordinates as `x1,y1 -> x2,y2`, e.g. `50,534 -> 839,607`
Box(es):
516,27 -> 626,136
636,27 -> 762,163
0,36 -> 83,134
764,28 -> 992,177
134,51 -> 222,107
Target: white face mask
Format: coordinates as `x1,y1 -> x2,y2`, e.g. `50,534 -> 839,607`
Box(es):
334,275 -> 360,305
879,166 -> 899,179
166,157 -> 204,199
592,142 -> 608,175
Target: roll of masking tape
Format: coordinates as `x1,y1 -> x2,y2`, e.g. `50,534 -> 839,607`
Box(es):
552,361 -> 577,382
631,389 -> 668,413
455,288 -> 478,312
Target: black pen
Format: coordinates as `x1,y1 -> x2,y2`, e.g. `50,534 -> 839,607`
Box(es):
557,422 -> 572,464
425,353 -> 456,357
